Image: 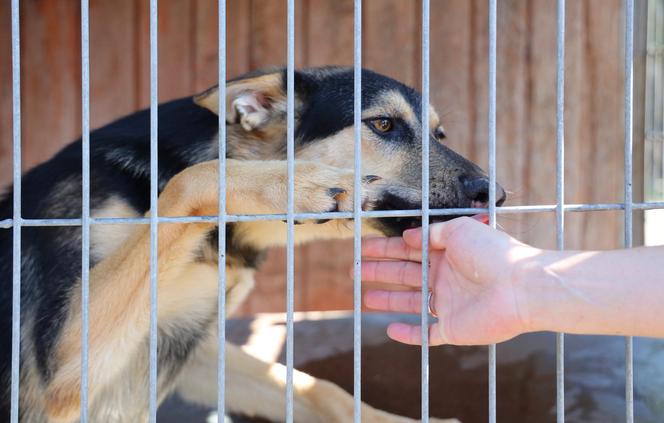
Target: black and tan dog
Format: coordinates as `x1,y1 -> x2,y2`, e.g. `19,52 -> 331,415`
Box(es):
0,67 -> 505,422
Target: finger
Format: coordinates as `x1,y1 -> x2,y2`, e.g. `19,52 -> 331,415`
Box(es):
473,213 -> 490,225
361,236 -> 422,261
364,290 -> 422,313
361,261 -> 423,287
386,322 -> 447,346
404,216 -> 479,250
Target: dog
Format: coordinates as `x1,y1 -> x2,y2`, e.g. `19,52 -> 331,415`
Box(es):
0,66 -> 505,422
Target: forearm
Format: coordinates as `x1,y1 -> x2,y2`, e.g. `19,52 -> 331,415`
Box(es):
519,246 -> 664,338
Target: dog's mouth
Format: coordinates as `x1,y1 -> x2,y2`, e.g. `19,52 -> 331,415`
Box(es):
370,186 -> 492,236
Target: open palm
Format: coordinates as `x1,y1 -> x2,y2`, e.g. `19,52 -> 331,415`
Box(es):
361,216 -> 538,346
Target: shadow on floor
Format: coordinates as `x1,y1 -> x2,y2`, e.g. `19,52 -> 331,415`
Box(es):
158,313 -> 664,423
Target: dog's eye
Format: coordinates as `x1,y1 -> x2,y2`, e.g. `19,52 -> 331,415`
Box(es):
370,118 -> 393,133
434,126 -> 446,140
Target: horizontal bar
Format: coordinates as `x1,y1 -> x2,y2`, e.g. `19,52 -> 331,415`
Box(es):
2,200 -> 664,229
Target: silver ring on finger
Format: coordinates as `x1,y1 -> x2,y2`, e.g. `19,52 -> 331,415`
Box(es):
427,291 -> 438,318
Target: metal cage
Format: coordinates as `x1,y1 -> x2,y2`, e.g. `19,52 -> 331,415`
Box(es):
4,0 -> 663,422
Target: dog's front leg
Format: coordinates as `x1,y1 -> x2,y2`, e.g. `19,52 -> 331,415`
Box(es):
176,336 -> 459,423
41,158 -> 379,422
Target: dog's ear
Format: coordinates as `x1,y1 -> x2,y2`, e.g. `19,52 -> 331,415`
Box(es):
194,72 -> 291,132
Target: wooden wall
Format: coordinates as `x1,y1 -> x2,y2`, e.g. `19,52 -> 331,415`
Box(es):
0,0 -> 642,315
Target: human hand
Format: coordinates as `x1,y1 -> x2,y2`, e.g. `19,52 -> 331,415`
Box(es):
361,216 -> 542,346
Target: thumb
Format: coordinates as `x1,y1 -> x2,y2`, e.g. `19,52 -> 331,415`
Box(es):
404,214 -> 488,250
403,220 -> 454,250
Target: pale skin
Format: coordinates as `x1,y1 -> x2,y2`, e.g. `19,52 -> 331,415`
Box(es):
360,215 -> 664,346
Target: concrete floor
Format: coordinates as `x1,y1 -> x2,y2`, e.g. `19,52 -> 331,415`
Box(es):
158,312 -> 664,423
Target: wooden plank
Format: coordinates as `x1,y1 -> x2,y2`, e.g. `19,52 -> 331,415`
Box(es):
515,0 -> 558,249
0,0 -> 12,187
89,0 -> 137,129
192,0 -> 252,91
249,0 -> 305,69
136,0 -> 195,108
192,0 -> 218,92
20,0 -> 81,177
562,0 -> 592,249
430,0 -> 474,161
362,0 -> 419,88
580,0 -> 624,250
305,0 -> 354,67
470,0 -> 489,170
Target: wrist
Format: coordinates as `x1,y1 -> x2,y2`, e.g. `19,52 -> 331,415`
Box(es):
511,248 -> 569,334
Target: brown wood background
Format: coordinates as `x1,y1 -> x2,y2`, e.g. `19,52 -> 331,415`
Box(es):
0,0 -> 644,315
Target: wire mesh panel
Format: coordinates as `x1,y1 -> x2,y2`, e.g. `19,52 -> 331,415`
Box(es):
2,0 -> 658,422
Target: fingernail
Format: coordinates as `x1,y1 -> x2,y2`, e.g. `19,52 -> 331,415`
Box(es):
473,213 -> 489,225
403,228 -> 416,237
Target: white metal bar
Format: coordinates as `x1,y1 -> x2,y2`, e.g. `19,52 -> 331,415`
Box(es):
80,0 -> 91,420
3,201 -> 664,230
10,0 -> 22,421
623,1 -> 635,422
217,0 -> 227,419
285,0 -> 296,421
352,0 -> 362,421
487,0 -> 498,421
148,0 -> 159,420
420,0 -> 431,421
555,1 -> 566,422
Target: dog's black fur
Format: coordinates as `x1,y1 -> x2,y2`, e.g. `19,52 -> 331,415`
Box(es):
0,67 -> 504,421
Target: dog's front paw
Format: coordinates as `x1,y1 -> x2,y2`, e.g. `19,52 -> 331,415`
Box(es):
291,162 -> 383,223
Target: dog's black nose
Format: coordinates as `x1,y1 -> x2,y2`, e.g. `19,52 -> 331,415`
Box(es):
462,176 -> 506,207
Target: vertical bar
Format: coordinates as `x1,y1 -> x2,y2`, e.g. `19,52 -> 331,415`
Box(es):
285,0 -> 295,421
420,0 -> 431,422
352,0 -> 362,421
623,1 -> 635,422
555,1 -> 566,422
10,0 -> 21,421
217,0 -> 227,420
80,0 -> 91,421
487,0 -> 498,422
148,0 -> 159,421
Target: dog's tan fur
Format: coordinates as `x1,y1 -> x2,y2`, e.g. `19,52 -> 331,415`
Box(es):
6,69 -> 485,422
42,158 -> 455,423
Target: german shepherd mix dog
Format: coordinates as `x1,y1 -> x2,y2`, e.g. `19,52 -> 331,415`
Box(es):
0,67 -> 505,422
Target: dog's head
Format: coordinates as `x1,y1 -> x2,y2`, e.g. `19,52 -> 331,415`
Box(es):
195,67 -> 505,236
